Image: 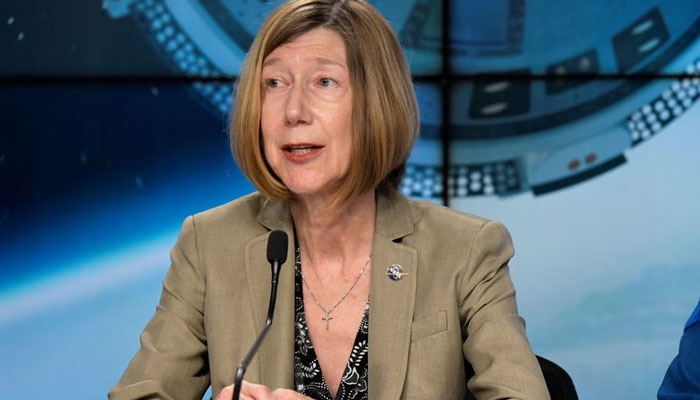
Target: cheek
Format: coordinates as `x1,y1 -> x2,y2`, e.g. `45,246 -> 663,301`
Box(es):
261,133 -> 279,171
259,130 -> 279,177
331,132 -> 353,175
260,107 -> 279,166
260,114 -> 272,146
339,117 -> 354,165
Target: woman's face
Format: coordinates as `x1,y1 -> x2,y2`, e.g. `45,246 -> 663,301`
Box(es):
260,27 -> 354,200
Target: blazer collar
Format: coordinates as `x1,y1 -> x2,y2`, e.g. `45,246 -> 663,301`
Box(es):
250,191 -> 420,399
243,196 -> 296,389
255,190 -> 419,240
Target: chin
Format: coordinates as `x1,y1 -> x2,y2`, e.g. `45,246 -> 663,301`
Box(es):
288,186 -> 331,198
284,179 -> 342,200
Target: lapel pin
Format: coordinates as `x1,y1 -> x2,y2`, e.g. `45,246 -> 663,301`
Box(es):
387,264 -> 407,281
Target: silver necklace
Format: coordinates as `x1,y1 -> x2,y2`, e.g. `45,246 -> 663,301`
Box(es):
301,253 -> 372,330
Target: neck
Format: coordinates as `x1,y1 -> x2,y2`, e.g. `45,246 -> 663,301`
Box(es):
291,190 -> 376,273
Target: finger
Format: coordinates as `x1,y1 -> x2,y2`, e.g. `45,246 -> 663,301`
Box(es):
216,385 -> 234,400
216,383 -> 257,400
271,388 -> 312,399
241,381 -> 274,399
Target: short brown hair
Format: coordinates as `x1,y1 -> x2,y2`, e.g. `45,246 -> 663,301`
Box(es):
231,0 -> 419,207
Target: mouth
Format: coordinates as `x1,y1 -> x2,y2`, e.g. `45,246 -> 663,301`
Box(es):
282,144 -> 324,156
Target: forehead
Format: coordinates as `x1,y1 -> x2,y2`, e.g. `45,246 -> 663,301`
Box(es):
263,27 -> 347,68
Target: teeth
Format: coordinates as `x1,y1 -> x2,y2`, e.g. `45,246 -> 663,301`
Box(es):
289,148 -> 313,155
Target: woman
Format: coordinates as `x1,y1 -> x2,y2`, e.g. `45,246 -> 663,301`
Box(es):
110,1 -> 549,399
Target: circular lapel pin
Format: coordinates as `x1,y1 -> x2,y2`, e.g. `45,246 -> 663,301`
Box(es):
387,264 -> 407,281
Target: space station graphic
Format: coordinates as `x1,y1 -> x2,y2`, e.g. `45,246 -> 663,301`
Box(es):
102,0 -> 700,199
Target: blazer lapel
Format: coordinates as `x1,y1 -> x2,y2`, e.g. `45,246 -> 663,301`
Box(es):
242,197 -> 296,388
246,192 -> 421,398
368,191 -> 419,400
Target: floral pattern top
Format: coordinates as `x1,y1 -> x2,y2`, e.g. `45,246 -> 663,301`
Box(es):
293,247 -> 370,400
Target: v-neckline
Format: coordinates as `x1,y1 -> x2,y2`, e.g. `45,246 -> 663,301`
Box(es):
294,247 -> 370,400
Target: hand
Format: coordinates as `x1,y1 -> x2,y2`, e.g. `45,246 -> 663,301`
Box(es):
216,381 -> 313,400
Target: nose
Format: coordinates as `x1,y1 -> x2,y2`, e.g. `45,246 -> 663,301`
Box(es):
284,83 -> 311,126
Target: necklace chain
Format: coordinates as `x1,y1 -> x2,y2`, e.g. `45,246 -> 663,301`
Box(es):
300,251 -> 372,330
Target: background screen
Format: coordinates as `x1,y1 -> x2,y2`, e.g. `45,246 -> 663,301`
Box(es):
1,1 -> 699,399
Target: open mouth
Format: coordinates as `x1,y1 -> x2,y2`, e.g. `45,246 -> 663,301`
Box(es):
282,144 -> 323,155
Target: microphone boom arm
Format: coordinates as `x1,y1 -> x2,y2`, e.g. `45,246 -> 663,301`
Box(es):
232,258 -> 283,400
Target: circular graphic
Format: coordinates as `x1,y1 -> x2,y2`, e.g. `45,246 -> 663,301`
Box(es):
103,0 -> 443,198
102,0 -> 700,199
448,1 -> 700,197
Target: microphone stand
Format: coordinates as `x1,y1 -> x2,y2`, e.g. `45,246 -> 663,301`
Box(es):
232,236 -> 285,400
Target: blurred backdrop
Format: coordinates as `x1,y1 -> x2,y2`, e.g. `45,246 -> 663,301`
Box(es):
1,0 -> 699,399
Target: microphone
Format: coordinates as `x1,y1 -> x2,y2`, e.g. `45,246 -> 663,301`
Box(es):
232,230 -> 288,400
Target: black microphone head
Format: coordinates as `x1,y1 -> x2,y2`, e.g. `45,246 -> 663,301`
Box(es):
266,230 -> 288,264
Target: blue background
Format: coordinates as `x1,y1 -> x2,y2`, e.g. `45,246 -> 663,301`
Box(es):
1,1 -> 699,399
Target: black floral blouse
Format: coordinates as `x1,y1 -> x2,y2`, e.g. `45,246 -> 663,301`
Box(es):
293,247 -> 370,400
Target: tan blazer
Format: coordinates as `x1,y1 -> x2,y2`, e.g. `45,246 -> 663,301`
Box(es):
109,191 -> 549,400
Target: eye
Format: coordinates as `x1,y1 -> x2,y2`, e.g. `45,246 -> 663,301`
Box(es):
319,77 -> 336,87
264,78 -> 282,88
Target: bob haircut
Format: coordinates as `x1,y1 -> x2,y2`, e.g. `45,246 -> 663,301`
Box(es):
231,0 -> 419,208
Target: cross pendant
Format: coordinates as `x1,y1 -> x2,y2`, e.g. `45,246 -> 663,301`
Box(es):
322,313 -> 333,330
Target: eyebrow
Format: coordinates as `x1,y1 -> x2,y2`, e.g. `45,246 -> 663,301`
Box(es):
262,56 -> 346,69
315,57 -> 345,68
